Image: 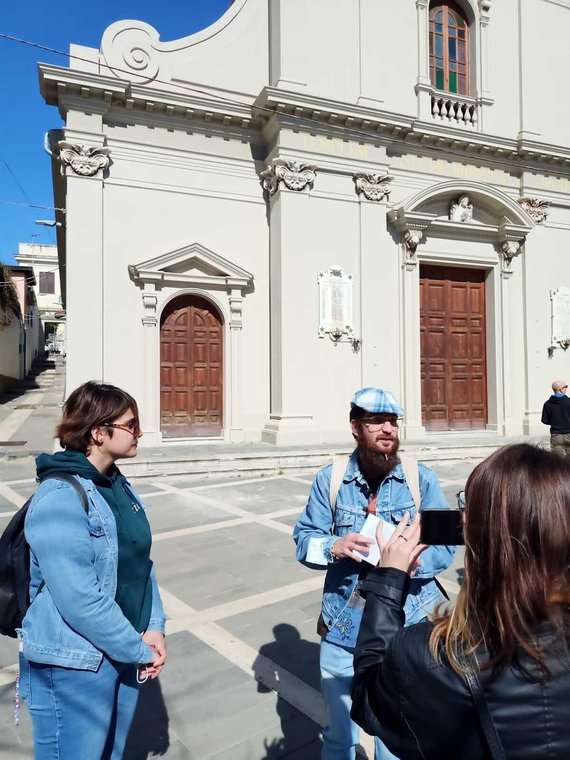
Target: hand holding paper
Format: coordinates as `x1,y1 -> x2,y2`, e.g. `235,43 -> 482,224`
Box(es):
353,514 -> 396,566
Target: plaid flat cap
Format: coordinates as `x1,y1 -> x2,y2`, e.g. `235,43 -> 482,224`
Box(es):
351,387 -> 404,417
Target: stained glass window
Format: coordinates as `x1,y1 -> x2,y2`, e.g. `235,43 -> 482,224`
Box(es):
429,2 -> 470,96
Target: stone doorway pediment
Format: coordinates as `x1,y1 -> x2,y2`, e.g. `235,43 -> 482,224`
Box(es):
388,180 -> 536,274
128,242 -> 253,289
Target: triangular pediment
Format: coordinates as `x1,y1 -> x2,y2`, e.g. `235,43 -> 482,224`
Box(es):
129,243 -> 253,287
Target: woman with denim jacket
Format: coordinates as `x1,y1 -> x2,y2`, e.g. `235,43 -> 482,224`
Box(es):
19,381 -> 167,760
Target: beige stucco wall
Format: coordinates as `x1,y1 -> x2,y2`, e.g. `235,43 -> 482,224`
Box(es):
0,318 -> 23,388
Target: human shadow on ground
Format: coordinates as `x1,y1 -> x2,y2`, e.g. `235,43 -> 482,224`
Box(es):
253,624 -> 322,759
124,677 -> 170,759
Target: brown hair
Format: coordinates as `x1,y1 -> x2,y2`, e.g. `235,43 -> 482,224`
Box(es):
57,381 -> 140,453
430,444 -> 570,676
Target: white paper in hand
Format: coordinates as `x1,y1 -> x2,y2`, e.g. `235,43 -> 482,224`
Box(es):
353,514 -> 396,566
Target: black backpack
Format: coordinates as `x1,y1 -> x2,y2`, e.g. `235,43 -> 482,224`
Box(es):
0,472 -> 89,638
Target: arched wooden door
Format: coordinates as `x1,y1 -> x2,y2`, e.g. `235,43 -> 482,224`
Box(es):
160,295 -> 223,438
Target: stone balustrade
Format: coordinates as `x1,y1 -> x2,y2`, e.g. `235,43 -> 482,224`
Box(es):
431,91 -> 478,128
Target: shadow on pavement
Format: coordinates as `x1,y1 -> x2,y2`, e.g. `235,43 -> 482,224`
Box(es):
124,677 -> 170,759
254,624 -> 322,759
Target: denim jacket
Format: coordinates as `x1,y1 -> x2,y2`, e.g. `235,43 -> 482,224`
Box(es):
20,475 -> 166,671
293,452 -> 455,649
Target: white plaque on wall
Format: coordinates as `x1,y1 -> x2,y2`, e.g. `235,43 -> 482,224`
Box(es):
551,286 -> 570,349
318,266 -> 353,340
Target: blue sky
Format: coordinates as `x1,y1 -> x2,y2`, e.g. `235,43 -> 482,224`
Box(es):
0,1 -> 234,264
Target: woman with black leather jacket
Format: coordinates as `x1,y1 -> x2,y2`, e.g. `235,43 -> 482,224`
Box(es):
351,443 -> 570,760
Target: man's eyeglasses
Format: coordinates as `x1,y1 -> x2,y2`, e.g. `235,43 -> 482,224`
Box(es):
360,416 -> 400,431
103,419 -> 140,436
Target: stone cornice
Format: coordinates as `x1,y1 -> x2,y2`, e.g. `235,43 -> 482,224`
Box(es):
39,64 -> 258,130
39,67 -> 570,172
256,88 -> 570,172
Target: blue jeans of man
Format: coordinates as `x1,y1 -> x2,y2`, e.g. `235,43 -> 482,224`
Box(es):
320,639 -> 399,760
19,653 -> 140,760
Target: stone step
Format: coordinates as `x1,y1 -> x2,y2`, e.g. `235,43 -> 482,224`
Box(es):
0,436 -> 549,477
118,440 -> 526,480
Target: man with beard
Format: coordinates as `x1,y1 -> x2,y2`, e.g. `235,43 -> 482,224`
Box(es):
293,388 -> 454,760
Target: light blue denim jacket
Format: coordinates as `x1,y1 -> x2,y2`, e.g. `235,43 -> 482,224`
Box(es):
293,452 -> 455,649
20,475 -> 166,671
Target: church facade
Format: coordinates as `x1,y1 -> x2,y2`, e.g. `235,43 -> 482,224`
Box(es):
40,0 -> 570,446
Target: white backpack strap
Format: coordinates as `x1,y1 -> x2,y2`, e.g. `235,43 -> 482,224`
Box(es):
399,453 -> 421,510
329,455 -> 350,514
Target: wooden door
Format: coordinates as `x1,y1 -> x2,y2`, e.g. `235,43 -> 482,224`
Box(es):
160,296 -> 223,438
420,265 -> 487,430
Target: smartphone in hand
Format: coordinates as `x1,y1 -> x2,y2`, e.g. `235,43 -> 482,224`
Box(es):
420,509 -> 464,545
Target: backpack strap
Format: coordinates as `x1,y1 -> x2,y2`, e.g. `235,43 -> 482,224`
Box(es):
463,668 -> 506,760
329,455 -> 350,515
398,453 -> 421,511
34,474 -> 89,598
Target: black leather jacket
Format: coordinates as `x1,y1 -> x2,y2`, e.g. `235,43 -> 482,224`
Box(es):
351,568 -> 570,760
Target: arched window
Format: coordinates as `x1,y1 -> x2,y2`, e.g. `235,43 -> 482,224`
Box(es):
429,2 -> 470,95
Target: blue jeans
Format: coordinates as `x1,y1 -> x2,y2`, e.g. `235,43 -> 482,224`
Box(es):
19,653 -> 140,760
320,639 -> 399,760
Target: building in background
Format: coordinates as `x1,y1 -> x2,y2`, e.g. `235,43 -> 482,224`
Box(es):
38,0 -> 570,446
6,265 -> 41,378
15,243 -> 66,353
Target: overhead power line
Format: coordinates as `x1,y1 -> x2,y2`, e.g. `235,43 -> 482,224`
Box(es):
0,198 -> 65,213
0,155 -> 33,205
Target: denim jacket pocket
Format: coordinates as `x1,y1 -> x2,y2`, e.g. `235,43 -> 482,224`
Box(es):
333,509 -> 356,537
382,501 -> 417,525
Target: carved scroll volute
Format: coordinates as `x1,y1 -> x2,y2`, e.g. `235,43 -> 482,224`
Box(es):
58,142 -> 110,177
517,197 -> 550,225
353,173 -> 393,202
101,20 -> 161,83
260,160 -> 317,196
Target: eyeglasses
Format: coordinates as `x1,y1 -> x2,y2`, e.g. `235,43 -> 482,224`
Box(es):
360,416 -> 399,431
103,420 -> 140,436
456,490 -> 466,510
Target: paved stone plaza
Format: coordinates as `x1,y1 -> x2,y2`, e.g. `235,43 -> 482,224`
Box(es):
0,365 -> 472,759
0,464 -> 469,759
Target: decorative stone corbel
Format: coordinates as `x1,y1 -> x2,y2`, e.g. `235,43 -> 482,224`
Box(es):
141,290 -> 158,326
403,230 -> 423,270
517,197 -> 549,225
500,240 -> 522,274
58,142 -> 110,177
353,172 -> 393,202
228,288 -> 243,330
479,0 -> 492,25
260,160 -> 317,196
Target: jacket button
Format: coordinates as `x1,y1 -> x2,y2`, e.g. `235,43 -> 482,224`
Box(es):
328,619 -> 332,626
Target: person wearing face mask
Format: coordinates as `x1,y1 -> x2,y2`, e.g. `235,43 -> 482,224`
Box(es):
18,381 -> 166,760
293,387 -> 454,760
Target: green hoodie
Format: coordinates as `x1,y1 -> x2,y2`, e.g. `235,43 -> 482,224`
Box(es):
36,449 -> 152,633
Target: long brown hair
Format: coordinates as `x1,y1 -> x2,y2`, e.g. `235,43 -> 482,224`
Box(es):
430,444 -> 570,675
